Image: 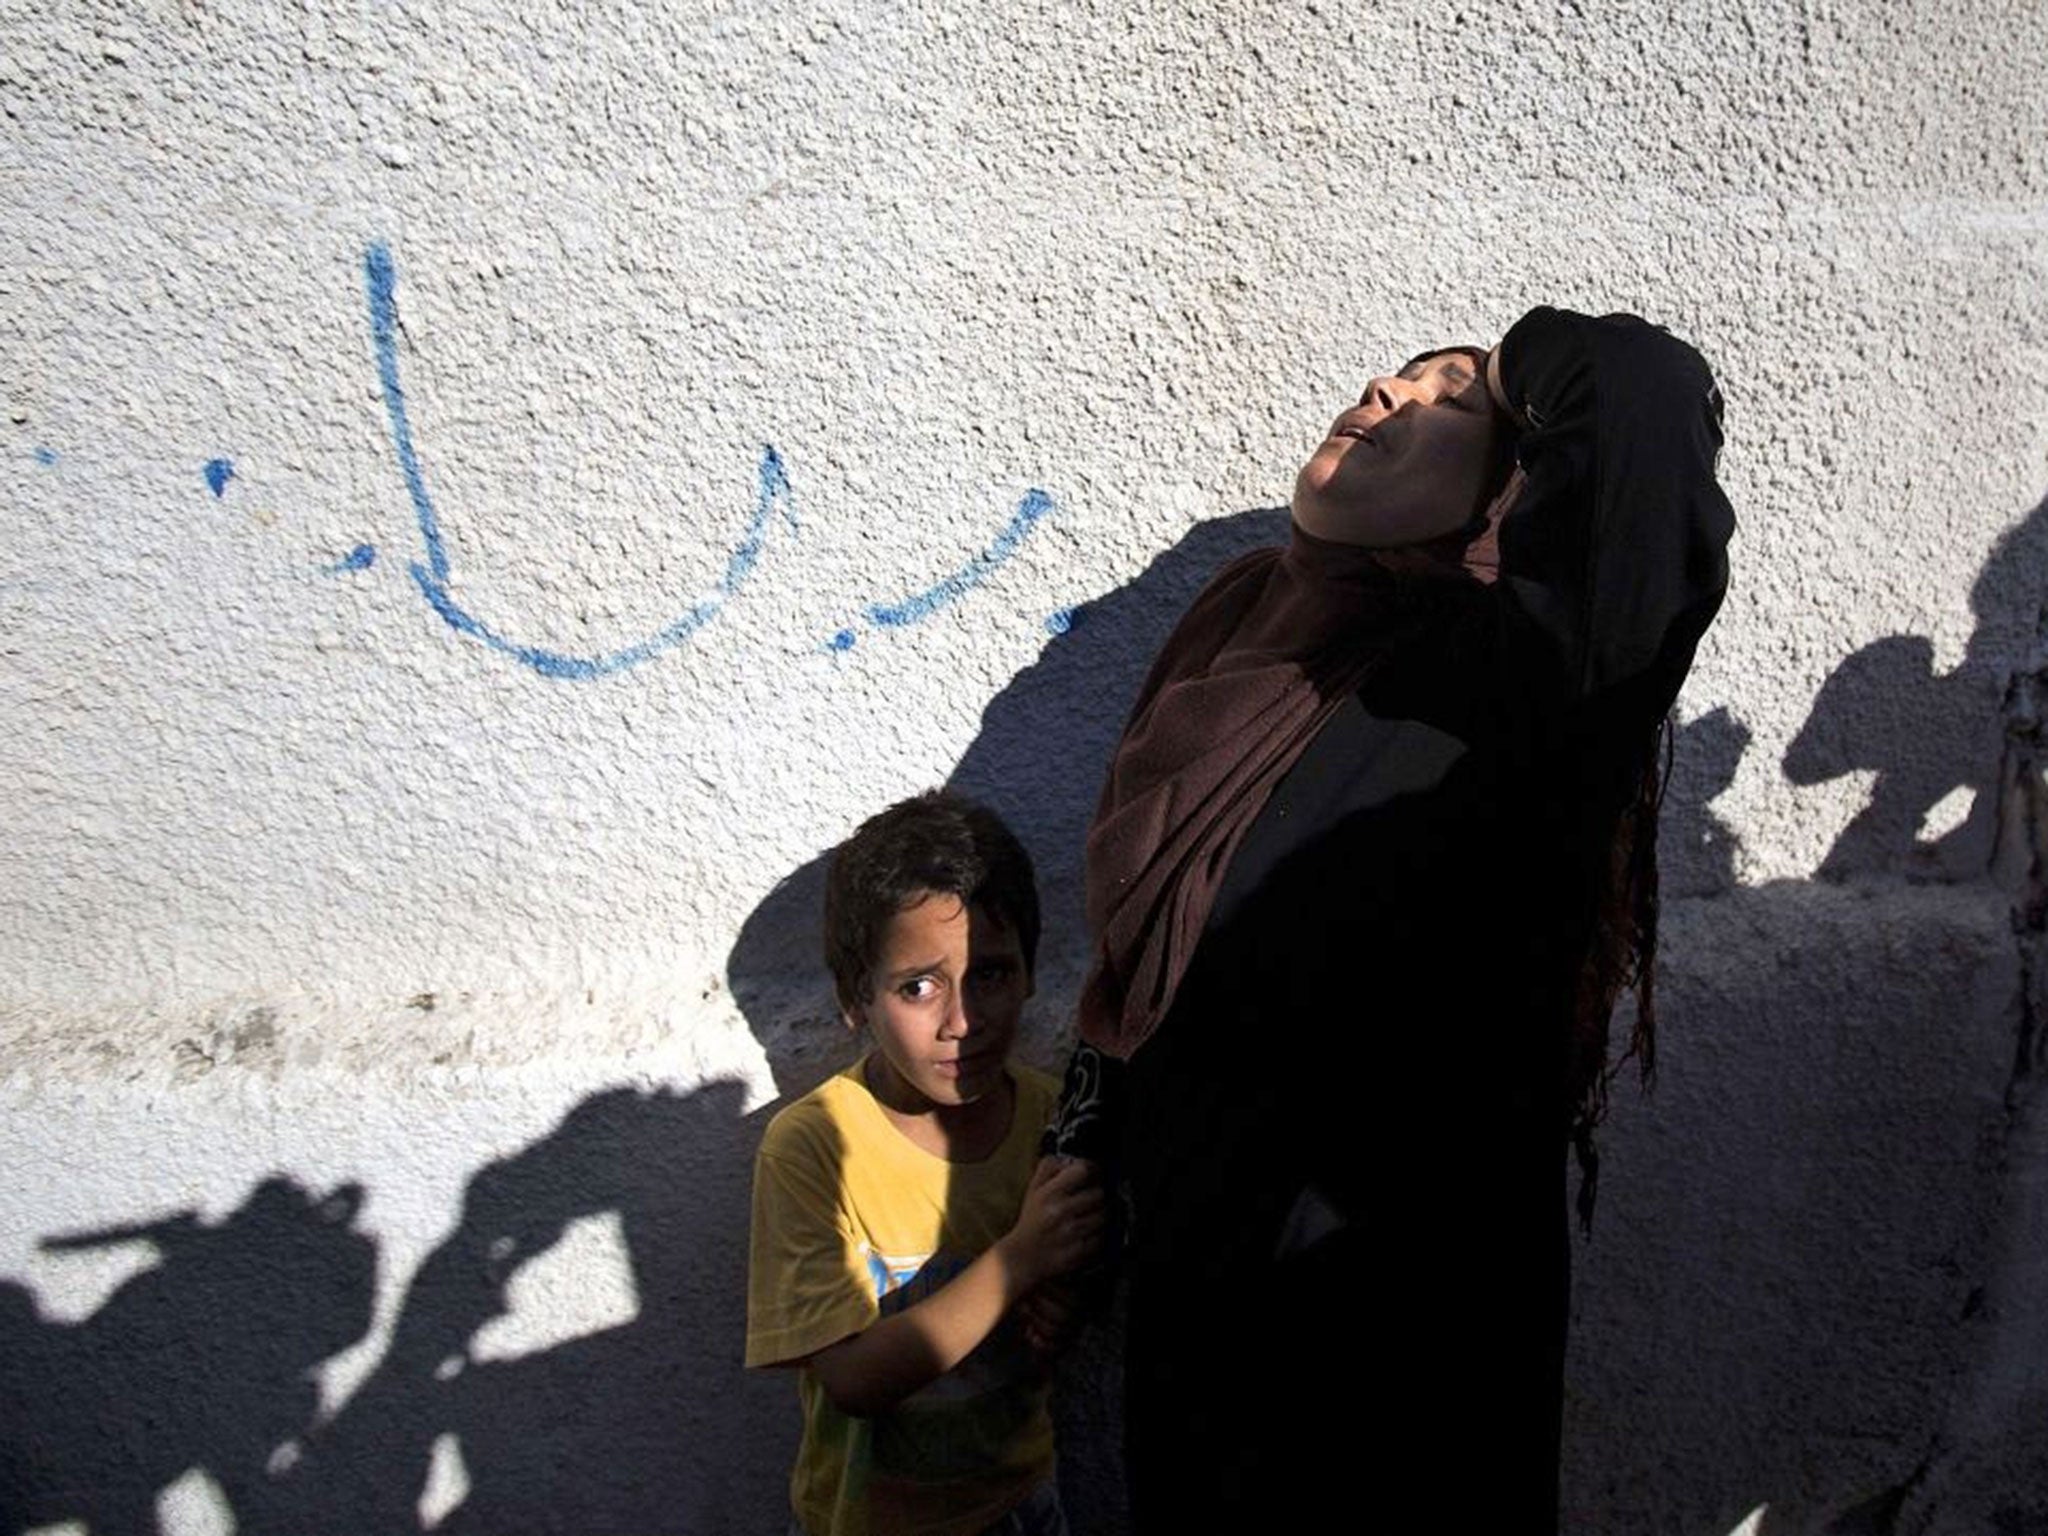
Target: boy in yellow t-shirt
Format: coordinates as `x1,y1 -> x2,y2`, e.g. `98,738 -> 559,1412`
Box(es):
746,791 -> 1103,1536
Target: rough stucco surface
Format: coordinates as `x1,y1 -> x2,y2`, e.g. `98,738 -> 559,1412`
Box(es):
2,1 -> 2045,1531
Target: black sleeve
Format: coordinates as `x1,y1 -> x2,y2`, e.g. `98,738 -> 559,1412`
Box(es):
1042,1041 -> 1127,1165
1492,306 -> 1735,705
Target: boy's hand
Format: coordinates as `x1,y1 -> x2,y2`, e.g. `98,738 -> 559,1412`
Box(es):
1003,1157 -> 1104,1290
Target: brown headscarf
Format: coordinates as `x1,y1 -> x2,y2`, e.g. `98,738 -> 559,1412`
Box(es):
1076,472 -> 1668,1225
1076,499 -> 1507,1061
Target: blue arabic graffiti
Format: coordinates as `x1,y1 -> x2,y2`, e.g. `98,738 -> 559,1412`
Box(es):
829,488 -> 1055,653
362,242 -> 1059,678
365,243 -> 803,681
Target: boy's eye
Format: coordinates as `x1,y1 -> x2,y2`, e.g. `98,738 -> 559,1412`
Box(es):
898,976 -> 940,1002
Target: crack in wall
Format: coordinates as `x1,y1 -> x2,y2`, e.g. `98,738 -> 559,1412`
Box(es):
1818,597 -> 2048,1536
1884,595 -> 2048,1536
1994,594 -> 2048,1093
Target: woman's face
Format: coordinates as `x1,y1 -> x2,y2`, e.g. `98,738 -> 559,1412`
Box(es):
1292,349 -> 1510,547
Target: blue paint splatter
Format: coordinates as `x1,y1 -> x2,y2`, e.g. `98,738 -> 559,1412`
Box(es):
204,458 -> 235,497
861,488 -> 1057,630
32,446 -> 58,466
327,543 -> 377,574
1045,606 -> 1075,635
829,629 -> 857,652
363,241 -> 799,679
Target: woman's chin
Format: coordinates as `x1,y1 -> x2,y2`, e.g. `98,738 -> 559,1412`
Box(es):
1296,496 -> 1446,549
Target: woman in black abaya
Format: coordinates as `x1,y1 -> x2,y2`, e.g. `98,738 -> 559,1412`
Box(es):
1048,308 -> 1733,1533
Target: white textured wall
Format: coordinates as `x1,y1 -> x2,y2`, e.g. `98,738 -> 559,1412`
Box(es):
4,1 -> 2046,1531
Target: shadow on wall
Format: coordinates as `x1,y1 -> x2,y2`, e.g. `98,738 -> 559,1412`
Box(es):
1567,490 -> 2048,1536
728,506 -> 1293,1039
1662,703 -> 1752,898
1,1180 -> 374,1533
0,1081 -> 792,1535
0,512 -> 1308,1536
1785,492 -> 2048,882
6,495 -> 2043,1536
1563,872 -> 2022,1536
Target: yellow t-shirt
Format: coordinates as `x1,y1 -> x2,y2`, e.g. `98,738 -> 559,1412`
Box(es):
746,1056 -> 1059,1536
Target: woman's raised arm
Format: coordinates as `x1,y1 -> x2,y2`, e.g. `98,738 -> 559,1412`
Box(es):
1489,306 -> 1734,704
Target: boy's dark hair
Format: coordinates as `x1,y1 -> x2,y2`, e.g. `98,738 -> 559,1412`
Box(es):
824,790 -> 1040,1014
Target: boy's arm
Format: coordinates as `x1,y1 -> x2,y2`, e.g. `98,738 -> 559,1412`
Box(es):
805,1158 -> 1101,1418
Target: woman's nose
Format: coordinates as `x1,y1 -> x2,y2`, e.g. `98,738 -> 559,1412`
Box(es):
1360,375 -> 1415,414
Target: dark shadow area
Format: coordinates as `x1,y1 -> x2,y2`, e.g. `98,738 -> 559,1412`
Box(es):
1563,877 -> 2018,1536
1784,495 -> 2048,882
1663,704 -> 1753,897
263,1080 -> 784,1536
1563,491 -> 2048,1536
1,1082 -> 793,1535
729,507 -> 1290,1035
1,1178 -> 376,1533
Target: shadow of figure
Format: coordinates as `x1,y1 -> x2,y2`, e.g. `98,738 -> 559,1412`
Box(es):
1662,705 -> 1753,898
946,506 -> 1292,961
2,1080 -> 794,1535
1562,489 -> 2048,1536
263,1079 -> 788,1536
0,1178 -> 374,1535
729,506 -> 1292,1037
1784,494 -> 2048,881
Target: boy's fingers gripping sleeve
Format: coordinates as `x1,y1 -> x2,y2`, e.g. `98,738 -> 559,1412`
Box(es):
745,1135 -> 880,1369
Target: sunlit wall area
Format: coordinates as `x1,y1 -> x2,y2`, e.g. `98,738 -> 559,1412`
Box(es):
4,1 -> 2045,1530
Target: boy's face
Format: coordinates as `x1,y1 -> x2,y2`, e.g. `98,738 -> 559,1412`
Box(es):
850,891 -> 1032,1113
